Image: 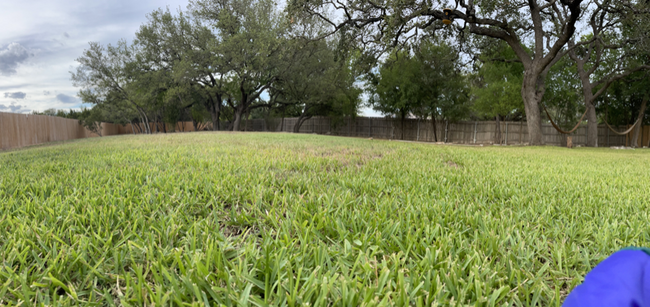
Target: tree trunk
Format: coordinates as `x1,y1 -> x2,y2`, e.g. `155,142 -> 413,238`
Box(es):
142,111 -> 151,134
140,109 -> 151,134
294,105 -> 311,133
432,114 -> 438,142
232,105 -> 245,131
244,110 -> 251,132
216,110 -> 221,131
494,114 -> 502,144
137,115 -> 144,134
207,95 -> 221,131
401,114 -> 405,140
585,101 -> 598,147
210,105 -> 220,131
575,57 -> 598,147
631,93 -> 649,148
294,117 -> 302,133
293,117 -> 304,133
294,115 -> 312,133
521,72 -> 545,145
570,45 -> 604,148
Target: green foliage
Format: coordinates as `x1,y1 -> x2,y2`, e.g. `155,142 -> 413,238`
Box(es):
274,36 -> 362,126
599,71 -> 650,125
72,40 -> 154,132
471,42 -> 524,119
192,0 -> 287,124
415,42 -> 470,122
543,57 -> 584,128
2,134 -> 650,305
368,51 -> 422,119
595,0 -> 650,126
368,42 -> 470,122
32,109 -> 82,120
77,108 -> 105,136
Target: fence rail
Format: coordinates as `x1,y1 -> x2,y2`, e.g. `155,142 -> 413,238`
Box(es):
243,116 -> 642,147
0,112 -> 123,151
1,111 -> 646,151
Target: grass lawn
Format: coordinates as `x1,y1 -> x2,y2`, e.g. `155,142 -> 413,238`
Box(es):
1,132 -> 649,306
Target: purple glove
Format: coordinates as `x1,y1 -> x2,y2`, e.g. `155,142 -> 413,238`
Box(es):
563,248 -> 650,307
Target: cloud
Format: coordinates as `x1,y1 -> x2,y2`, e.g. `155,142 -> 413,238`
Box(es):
4,91 -> 26,99
0,103 -> 30,113
0,43 -> 30,76
56,93 -> 77,103
0,0 -> 189,113
43,90 -> 51,95
63,32 -> 70,38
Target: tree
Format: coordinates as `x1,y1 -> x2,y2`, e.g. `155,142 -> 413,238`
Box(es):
273,36 -> 362,133
368,43 -> 469,140
137,8 -> 229,131
78,107 -> 106,136
367,51 -> 423,140
471,42 -> 524,144
543,55 -> 584,131
413,41 -> 470,142
599,72 -> 650,147
565,1 -> 650,146
134,8 -> 215,133
292,0 -> 586,145
190,0 -> 287,131
72,41 -> 153,134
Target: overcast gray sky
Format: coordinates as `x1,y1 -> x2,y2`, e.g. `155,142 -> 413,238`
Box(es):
0,0 -> 380,116
0,0 -> 189,114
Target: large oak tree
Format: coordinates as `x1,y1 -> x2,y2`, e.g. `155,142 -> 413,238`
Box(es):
292,0 -> 586,145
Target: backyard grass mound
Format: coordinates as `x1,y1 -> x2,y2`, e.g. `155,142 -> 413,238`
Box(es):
1,133 -> 649,306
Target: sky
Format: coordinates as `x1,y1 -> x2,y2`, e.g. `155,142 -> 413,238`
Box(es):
0,0 -> 379,116
0,0 -> 190,114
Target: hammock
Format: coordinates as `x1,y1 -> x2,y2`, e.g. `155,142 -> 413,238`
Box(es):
604,118 -> 640,135
542,103 -> 588,134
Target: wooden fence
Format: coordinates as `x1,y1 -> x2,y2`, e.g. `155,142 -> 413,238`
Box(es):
244,116 -> 640,147
0,112 -> 122,151
120,121 -> 201,134
1,111 -> 645,151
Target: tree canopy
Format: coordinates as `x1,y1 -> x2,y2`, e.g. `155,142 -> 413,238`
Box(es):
67,0 -> 650,147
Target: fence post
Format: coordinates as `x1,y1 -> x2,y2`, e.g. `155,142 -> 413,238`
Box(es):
348,117 -> 351,136
355,118 -> 358,137
520,121 -> 523,144
473,121 -> 477,144
505,122 -> 508,146
424,119 -> 431,142
417,119 -> 420,141
369,118 -> 372,137
607,125 -> 609,147
445,120 -> 449,143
